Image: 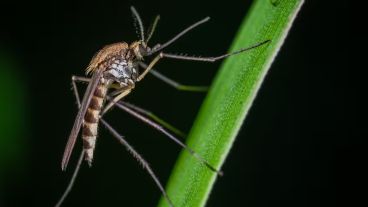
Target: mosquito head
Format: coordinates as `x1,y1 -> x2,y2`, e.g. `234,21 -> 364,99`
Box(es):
129,40 -> 151,60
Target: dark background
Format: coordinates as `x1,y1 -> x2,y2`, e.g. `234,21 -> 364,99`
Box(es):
0,0 -> 354,206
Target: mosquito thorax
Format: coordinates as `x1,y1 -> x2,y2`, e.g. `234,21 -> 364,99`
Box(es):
86,42 -> 129,74
103,57 -> 138,87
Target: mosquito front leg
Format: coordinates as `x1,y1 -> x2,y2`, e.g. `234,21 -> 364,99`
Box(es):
138,62 -> 209,92
160,40 -> 270,62
137,54 -> 162,81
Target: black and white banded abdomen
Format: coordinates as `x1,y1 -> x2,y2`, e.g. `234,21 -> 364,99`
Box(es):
82,83 -> 108,166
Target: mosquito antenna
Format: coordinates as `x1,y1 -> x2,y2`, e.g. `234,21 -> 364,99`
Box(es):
131,6 -> 145,42
100,119 -> 174,207
147,17 -> 210,56
146,15 -> 160,44
110,98 -> 223,176
55,150 -> 85,207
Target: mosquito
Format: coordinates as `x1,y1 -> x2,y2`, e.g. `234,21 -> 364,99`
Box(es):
55,6 -> 270,207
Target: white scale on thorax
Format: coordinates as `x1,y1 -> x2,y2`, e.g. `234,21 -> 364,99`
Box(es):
109,59 -> 131,79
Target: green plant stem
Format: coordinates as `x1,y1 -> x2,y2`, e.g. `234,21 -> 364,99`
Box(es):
157,0 -> 304,206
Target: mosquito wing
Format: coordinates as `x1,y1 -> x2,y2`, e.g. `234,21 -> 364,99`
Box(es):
61,69 -> 104,171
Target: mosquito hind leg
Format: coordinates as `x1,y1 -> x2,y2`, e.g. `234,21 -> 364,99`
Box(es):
138,62 -> 209,92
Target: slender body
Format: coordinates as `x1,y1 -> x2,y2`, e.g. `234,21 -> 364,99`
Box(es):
67,42 -> 140,166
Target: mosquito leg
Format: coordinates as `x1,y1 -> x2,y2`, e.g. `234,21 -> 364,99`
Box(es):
71,75 -> 91,106
138,62 -> 209,92
55,149 -> 85,207
160,39 -> 270,62
108,97 -> 223,176
138,40 -> 269,89
117,101 -> 186,138
100,119 -> 174,207
100,88 -> 132,115
137,54 -> 162,81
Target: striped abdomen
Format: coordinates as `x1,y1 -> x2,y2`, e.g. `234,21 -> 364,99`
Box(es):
82,82 -> 108,166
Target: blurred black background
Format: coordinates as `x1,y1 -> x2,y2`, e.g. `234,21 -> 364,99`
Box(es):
0,0 -> 354,206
